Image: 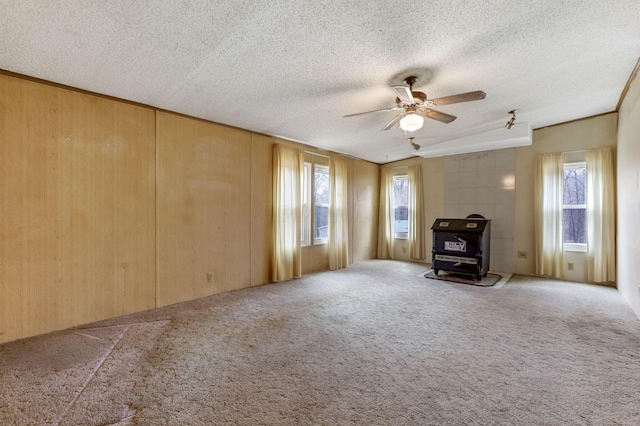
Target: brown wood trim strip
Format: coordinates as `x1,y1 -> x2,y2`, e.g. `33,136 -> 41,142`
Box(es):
0,68 -> 272,140
0,68 -> 155,111
616,57 -> 640,111
2,68 -> 379,165
533,111 -> 617,131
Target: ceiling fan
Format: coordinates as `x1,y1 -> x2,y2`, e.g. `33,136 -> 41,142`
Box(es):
344,76 -> 486,132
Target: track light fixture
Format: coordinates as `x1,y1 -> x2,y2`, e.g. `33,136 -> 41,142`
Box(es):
408,137 -> 421,151
505,109 -> 518,129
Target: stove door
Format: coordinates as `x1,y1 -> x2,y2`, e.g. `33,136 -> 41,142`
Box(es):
432,231 -> 482,278
434,232 -> 480,256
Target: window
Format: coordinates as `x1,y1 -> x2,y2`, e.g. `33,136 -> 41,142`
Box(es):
302,161 -> 329,246
563,162 -> 586,251
393,175 -> 409,239
314,164 -> 329,243
536,149 -> 614,280
301,162 -> 311,247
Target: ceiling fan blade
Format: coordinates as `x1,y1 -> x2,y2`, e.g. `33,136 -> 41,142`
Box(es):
392,85 -> 415,104
430,91 -> 486,106
343,107 -> 401,118
419,108 -> 457,124
381,112 -> 406,130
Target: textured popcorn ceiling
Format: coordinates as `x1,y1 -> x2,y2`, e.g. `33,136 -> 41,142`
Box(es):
1,1 -> 639,163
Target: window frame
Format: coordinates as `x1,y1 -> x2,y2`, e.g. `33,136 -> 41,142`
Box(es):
393,174 -> 409,240
313,164 -> 329,245
301,161 -> 330,246
562,161 -> 587,253
301,162 -> 312,247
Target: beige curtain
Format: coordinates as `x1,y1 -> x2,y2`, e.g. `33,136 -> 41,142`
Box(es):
328,157 -> 349,270
271,144 -> 304,281
377,167 -> 395,259
408,164 -> 426,260
586,147 -> 616,283
535,152 -> 564,278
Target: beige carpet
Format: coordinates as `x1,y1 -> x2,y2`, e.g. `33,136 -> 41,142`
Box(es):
1,260 -> 639,425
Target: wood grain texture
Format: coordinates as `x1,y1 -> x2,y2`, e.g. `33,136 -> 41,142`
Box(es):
250,134 -> 273,286
156,112 -> 252,306
0,73 -> 382,344
0,74 -> 156,343
352,160 -> 380,262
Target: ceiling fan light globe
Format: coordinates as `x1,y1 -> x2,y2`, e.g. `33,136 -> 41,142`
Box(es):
399,114 -> 424,132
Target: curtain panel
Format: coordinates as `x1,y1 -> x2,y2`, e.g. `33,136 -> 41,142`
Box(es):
586,147 -> 616,283
408,164 -> 426,260
377,168 -> 395,259
535,152 -> 564,278
328,157 -> 349,270
271,144 -> 304,281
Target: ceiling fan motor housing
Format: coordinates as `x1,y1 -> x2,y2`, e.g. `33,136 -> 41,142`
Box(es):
396,91 -> 427,107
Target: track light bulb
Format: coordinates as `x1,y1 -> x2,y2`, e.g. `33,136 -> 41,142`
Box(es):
505,117 -> 515,129
505,109 -> 518,129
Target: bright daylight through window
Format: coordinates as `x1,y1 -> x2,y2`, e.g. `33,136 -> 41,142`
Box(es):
563,162 -> 586,249
393,175 -> 409,239
302,162 -> 329,246
314,165 -> 329,242
301,163 -> 311,246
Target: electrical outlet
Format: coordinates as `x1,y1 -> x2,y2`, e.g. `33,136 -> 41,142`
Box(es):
517,250 -> 527,259
207,273 -> 213,283
567,263 -> 574,271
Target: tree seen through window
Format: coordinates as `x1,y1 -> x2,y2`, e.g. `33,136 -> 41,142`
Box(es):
563,165 -> 586,244
314,167 -> 329,239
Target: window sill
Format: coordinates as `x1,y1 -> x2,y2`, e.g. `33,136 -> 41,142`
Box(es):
395,235 -> 408,240
564,243 -> 587,253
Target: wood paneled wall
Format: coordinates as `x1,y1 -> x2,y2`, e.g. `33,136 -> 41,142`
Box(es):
352,160 -> 380,262
250,134 -> 273,287
0,73 -> 380,344
156,112 -> 253,306
0,74 -> 156,343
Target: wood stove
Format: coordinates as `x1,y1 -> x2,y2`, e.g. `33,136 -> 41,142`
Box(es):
431,216 -> 491,280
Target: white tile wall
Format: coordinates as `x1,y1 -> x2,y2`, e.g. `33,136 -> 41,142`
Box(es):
442,148 -> 516,273
476,187 -> 496,204
495,149 -> 516,170
443,171 -> 460,189
477,151 -> 496,171
459,187 -> 478,204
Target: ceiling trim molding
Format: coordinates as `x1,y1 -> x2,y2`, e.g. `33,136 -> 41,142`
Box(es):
0,68 -> 277,141
0,68 -> 327,156
616,57 -> 640,111
533,111 -> 618,131
0,68 -> 155,111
